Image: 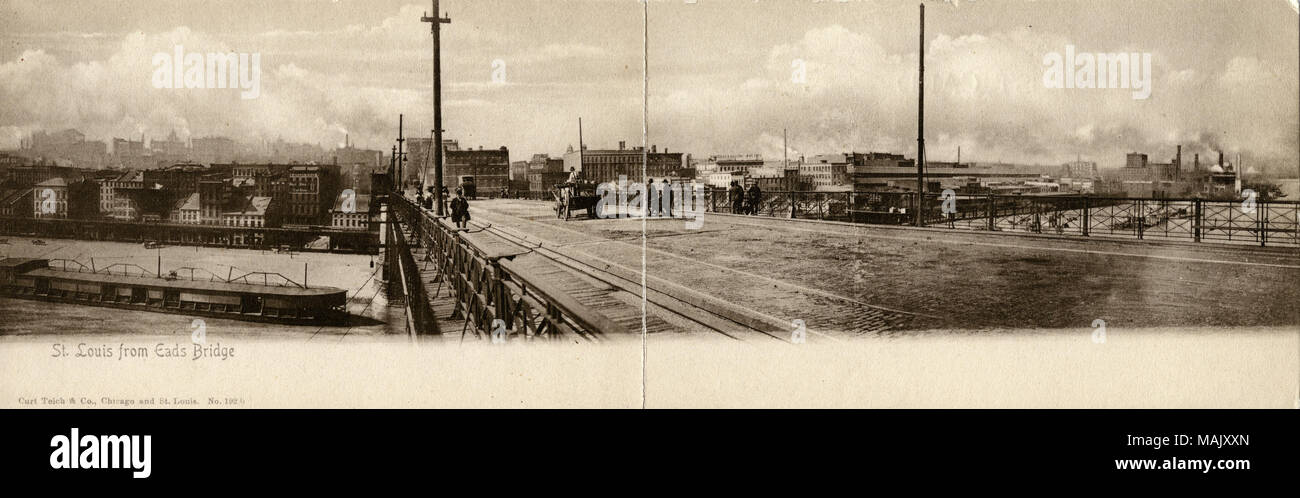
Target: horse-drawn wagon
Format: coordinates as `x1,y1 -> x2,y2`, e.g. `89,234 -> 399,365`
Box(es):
552,181 -> 599,220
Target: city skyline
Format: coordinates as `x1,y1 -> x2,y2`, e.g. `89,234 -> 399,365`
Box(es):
1,0 -> 1297,174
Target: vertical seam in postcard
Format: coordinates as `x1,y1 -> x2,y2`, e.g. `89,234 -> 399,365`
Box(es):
640,0 -> 649,410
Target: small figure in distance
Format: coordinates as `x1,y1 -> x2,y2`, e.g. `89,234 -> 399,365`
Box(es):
450,187 -> 471,229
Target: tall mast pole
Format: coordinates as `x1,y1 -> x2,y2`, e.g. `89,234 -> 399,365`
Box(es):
578,117 -> 584,171
397,113 -> 405,194
784,128 -> 790,190
423,129 -> 435,190
423,0 -> 451,216
916,2 -> 927,227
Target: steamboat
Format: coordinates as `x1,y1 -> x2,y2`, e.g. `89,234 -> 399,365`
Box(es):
0,258 -> 348,325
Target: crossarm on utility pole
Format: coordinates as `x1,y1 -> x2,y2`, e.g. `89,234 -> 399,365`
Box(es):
422,0 -> 452,216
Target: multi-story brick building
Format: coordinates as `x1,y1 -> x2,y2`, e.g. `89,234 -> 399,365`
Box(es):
561,143 -> 687,185
527,154 -> 567,193
98,170 -> 144,218
286,165 -> 339,225
708,154 -> 764,175
802,154 -> 849,187
444,146 -> 510,194
222,196 -> 273,228
1060,160 -> 1099,180
0,189 -> 33,217
330,192 -> 372,231
198,179 -> 233,225
30,177 -> 98,219
31,177 -> 68,219
5,165 -> 76,189
509,160 -> 530,193
846,152 -> 914,171
169,193 -> 201,224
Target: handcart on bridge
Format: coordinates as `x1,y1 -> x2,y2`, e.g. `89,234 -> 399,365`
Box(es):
552,180 -> 600,220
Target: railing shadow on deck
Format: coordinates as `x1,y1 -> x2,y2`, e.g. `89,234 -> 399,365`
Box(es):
386,192 -> 620,342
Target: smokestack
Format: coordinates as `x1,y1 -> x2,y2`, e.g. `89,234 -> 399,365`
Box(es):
619,140 -> 625,151
1194,153 -> 1199,172
1175,145 -> 1181,180
1235,153 -> 1242,194
1218,151 -> 1223,170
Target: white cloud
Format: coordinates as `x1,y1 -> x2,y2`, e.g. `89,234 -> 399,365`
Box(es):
650,24 -> 1298,172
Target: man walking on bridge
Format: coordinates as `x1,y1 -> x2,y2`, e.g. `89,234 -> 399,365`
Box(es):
450,187 -> 470,229
729,181 -> 744,214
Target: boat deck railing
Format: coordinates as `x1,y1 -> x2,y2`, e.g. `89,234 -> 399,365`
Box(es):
41,259 -> 306,288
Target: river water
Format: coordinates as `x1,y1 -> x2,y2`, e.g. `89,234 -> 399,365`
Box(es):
0,236 -> 405,342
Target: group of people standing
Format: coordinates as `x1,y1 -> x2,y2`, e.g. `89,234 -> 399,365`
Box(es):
645,178 -> 680,217
414,184 -> 471,229
728,181 -> 763,215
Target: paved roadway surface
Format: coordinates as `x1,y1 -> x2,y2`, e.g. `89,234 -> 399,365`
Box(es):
466,198 -> 1300,338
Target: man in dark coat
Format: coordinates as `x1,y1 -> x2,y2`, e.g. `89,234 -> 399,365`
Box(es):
450,187 -> 470,229
645,178 -> 658,217
661,178 -> 673,217
729,181 -> 745,214
745,183 -> 763,215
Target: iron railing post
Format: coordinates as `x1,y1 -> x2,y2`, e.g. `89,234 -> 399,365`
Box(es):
987,194 -> 995,231
1081,196 -> 1090,236
1193,199 -> 1201,242
1136,199 -> 1144,240
1259,201 -> 1267,247
1032,200 -> 1041,233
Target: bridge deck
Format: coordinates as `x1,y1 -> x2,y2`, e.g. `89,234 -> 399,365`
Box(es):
464,199 -> 1300,338
396,209 -> 682,342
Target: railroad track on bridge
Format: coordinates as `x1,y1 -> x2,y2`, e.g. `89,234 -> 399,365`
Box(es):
391,194 -> 931,342
459,205 -> 939,341
463,219 -> 806,342
392,193 -> 835,342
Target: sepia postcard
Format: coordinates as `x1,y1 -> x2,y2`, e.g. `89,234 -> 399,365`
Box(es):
0,0 -> 1297,410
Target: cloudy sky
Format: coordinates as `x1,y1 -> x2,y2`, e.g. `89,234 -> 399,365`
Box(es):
1,0 -> 1297,172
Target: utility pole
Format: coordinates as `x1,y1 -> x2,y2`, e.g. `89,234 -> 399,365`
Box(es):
389,145 -> 397,192
915,2 -> 927,227
784,128 -> 790,191
423,129 -> 434,190
422,0 -> 451,216
578,117 -> 584,171
396,114 -> 406,195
